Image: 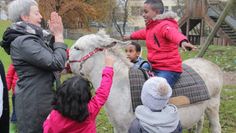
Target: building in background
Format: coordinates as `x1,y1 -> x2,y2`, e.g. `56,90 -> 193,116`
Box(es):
127,0 -> 178,28
0,0 -> 8,20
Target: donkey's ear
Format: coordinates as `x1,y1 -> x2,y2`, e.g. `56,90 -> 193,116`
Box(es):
96,29 -> 110,38
101,40 -> 131,49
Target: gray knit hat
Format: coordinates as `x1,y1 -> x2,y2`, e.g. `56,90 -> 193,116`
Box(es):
141,77 -> 172,110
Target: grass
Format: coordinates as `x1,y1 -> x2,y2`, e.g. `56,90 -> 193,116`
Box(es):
0,20 -> 11,69
0,20 -> 10,36
0,20 -> 235,133
220,85 -> 236,132
181,46 -> 236,72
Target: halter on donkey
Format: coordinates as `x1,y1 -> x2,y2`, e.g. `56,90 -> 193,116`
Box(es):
69,31 -> 223,133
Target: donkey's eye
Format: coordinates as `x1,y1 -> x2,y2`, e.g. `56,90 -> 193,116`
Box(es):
74,46 -> 80,50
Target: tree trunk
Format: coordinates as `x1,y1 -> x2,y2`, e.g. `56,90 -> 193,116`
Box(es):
197,0 -> 234,57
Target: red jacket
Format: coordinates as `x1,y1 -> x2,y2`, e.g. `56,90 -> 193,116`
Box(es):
6,64 -> 18,93
131,13 -> 188,72
43,67 -> 114,133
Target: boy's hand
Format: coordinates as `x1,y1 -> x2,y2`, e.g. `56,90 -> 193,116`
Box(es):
122,35 -> 131,41
181,42 -> 197,51
105,50 -> 115,67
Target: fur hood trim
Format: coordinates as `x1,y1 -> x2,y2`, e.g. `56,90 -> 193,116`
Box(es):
153,11 -> 178,20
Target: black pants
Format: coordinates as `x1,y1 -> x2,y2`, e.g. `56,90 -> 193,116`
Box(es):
0,61 -> 10,133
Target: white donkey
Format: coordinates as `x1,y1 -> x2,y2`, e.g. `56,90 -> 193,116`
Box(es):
69,31 -> 223,133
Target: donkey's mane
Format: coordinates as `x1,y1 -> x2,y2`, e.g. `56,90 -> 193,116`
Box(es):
109,46 -> 133,68
96,28 -> 110,39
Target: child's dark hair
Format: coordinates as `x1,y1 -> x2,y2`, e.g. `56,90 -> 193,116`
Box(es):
130,42 -> 141,52
53,75 -> 93,122
144,0 -> 164,14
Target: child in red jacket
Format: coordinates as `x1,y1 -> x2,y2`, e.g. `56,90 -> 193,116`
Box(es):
6,64 -> 18,123
123,0 -> 196,87
43,52 -> 114,133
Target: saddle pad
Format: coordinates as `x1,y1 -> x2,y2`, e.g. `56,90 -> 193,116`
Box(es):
172,64 -> 210,103
129,68 -> 148,112
129,64 -> 210,112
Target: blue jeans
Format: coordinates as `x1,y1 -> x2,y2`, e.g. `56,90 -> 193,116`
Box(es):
153,70 -> 181,88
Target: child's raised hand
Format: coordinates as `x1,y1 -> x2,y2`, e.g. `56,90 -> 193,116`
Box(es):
122,35 -> 131,41
181,42 -> 197,51
105,50 -> 115,67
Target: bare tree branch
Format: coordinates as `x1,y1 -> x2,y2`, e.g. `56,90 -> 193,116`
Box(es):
111,0 -> 129,37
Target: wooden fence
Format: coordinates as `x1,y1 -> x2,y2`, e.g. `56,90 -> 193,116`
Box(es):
188,35 -> 231,46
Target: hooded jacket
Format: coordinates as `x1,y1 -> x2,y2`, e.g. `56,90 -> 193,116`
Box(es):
135,104 -> 180,133
1,21 -> 67,133
43,67 -> 114,133
130,12 -> 188,72
133,57 -> 151,70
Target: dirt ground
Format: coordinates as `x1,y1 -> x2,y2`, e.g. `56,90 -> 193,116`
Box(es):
223,71 -> 236,85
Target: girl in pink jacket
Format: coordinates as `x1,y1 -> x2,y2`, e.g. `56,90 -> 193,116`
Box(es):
123,0 -> 196,87
43,53 -> 114,133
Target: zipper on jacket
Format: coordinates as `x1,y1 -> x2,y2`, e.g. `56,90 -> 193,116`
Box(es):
154,34 -> 160,47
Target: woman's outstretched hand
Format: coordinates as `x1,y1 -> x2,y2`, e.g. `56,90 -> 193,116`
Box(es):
48,12 -> 64,43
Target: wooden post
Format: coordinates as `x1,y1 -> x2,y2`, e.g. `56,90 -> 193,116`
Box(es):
200,19 -> 204,45
186,19 -> 190,38
197,0 -> 234,57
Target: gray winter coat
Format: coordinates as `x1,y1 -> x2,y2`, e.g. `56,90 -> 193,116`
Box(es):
2,22 -> 67,133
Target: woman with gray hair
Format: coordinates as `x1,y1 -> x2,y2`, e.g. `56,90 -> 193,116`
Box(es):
0,0 -> 67,132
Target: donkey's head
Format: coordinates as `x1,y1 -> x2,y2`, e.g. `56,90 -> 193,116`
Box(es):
69,30 -> 131,78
